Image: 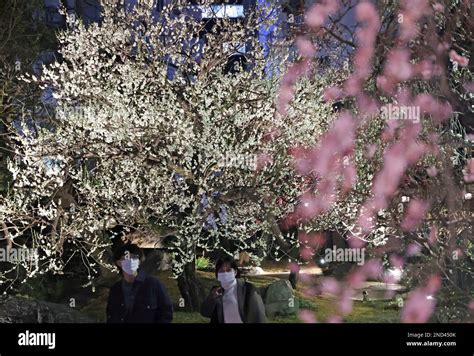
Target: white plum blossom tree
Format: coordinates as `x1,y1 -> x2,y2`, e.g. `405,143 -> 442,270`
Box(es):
1,0 -> 351,307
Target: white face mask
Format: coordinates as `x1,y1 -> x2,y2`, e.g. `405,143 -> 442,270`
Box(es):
121,258 -> 140,275
217,270 -> 236,288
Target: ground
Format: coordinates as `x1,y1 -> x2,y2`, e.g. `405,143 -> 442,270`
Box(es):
79,267 -> 402,323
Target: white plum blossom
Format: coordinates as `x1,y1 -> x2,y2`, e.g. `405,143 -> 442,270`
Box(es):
1,0 -> 369,283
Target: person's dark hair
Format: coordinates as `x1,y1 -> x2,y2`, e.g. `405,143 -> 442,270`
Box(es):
214,256 -> 240,278
113,243 -> 144,262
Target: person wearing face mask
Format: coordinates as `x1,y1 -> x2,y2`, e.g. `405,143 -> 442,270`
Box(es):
200,256 -> 266,323
106,243 -> 173,323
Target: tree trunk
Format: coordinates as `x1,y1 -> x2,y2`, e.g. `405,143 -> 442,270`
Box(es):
289,264 -> 300,289
177,259 -> 202,312
287,227 -> 300,289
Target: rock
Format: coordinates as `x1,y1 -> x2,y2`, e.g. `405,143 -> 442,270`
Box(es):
263,280 -> 299,316
0,295 -> 96,323
245,266 -> 265,276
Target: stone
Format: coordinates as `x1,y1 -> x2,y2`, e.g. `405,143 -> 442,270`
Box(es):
245,266 -> 265,276
263,279 -> 299,316
0,295 -> 96,323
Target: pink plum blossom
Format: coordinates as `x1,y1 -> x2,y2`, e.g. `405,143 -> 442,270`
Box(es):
298,309 -> 317,323
449,50 -> 469,67
401,289 -> 436,323
401,199 -> 429,231
296,37 -> 316,58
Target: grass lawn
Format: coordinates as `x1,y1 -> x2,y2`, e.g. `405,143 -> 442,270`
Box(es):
80,270 -> 401,323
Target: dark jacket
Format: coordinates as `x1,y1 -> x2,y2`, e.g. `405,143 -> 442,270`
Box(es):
106,272 -> 173,323
200,279 -> 266,323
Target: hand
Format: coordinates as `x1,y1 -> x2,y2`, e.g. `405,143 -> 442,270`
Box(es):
211,287 -> 223,298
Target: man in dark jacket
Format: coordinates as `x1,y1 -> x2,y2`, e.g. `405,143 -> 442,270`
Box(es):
200,256 -> 266,323
106,243 -> 173,323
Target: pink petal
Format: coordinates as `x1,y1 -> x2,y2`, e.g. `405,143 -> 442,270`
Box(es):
300,246 -> 314,261
288,262 -> 300,274
298,309 -> 317,323
401,199 -> 429,231
406,243 -> 422,257
305,5 -> 326,27
256,153 -> 273,170
426,166 -> 438,177
377,75 -> 395,94
296,37 -> 316,58
347,235 -> 367,249
320,277 -> 341,296
426,274 -> 441,294
356,2 -> 380,28
428,226 -> 438,245
464,82 -> 474,92
390,254 -> 405,268
362,259 -> 383,280
323,86 -> 343,102
342,161 -> 357,192
449,50 -> 469,67
469,300 -> 474,311
347,269 -> 366,289
338,289 -> 354,315
305,0 -> 339,28
327,315 -> 343,323
401,289 -> 436,323
365,144 -> 377,159
432,3 -> 444,12
463,159 -> 474,183
385,49 -> 413,82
